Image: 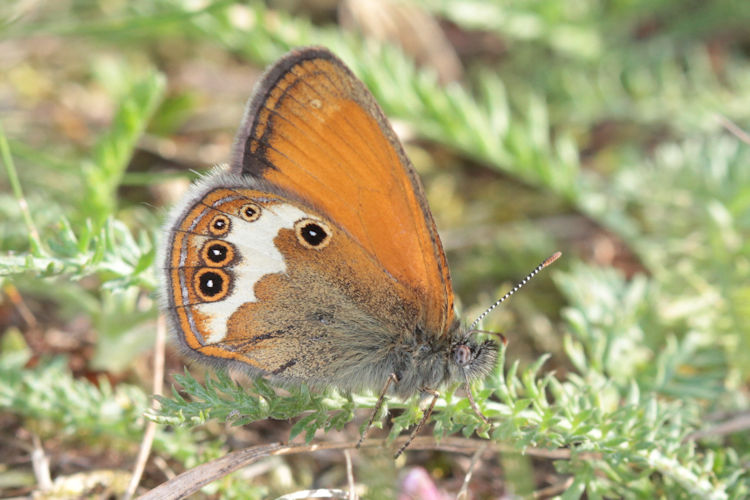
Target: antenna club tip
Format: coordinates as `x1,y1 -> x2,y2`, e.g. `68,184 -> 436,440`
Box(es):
543,251 -> 562,267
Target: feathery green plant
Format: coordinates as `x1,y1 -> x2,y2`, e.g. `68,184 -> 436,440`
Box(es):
0,331 -> 204,461
1,0 -> 748,498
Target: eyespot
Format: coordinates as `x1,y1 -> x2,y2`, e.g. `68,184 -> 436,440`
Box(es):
294,219 -> 332,249
454,344 -> 472,366
201,240 -> 235,267
194,268 -> 231,302
239,202 -> 261,222
209,214 -> 230,236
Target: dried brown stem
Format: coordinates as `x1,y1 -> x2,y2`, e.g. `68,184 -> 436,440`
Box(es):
137,437 -> 584,500
124,315 -> 167,500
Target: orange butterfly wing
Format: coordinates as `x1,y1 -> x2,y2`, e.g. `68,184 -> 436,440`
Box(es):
231,47 -> 454,335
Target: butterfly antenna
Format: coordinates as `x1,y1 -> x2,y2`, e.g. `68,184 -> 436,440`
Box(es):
469,251 -> 561,331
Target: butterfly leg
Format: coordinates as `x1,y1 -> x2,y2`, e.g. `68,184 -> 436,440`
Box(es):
357,372 -> 399,448
464,375 -> 496,446
464,379 -> 490,425
393,387 -> 439,458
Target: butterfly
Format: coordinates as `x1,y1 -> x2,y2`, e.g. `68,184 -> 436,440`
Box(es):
161,46 -> 558,456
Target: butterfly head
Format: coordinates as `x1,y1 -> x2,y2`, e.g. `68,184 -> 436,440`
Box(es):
391,321 -> 499,397
448,326 -> 500,385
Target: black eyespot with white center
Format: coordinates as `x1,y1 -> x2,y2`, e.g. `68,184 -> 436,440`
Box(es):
200,240 -> 235,267
194,268 -> 231,302
294,218 -> 332,249
301,224 -> 325,245
208,244 -> 226,262
199,272 -> 221,295
239,202 -> 261,222
208,214 -> 230,236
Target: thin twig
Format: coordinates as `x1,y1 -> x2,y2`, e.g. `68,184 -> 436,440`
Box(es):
683,412 -> 750,442
123,315 -> 167,500
137,437 -> 583,500
0,119 -> 43,254
31,434 -> 52,492
457,442 -> 487,500
276,489 -> 349,499
344,449 -> 356,500
151,456 -> 175,481
716,114 -> 750,144
3,284 -> 38,329
533,477 -> 574,498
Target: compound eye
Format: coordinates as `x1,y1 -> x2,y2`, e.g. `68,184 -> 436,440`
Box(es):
454,344 -> 472,366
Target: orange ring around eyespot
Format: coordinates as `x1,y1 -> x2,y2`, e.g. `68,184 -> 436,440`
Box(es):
194,268 -> 231,302
238,202 -> 261,222
200,239 -> 235,267
294,218 -> 332,250
208,214 -> 231,236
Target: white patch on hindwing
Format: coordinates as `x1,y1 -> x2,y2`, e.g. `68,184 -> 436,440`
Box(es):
195,201 -> 309,343
160,169 -> 326,347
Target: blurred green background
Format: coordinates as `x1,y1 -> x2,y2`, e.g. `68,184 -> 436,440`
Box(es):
1,0 -> 749,498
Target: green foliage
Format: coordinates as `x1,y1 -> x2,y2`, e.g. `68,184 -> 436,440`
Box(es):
0,217 -> 155,289
0,333 -> 201,460
1,0 -> 748,498
152,370 -> 356,444
602,134 -> 750,381
0,351 -> 145,441
80,70 -> 166,226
